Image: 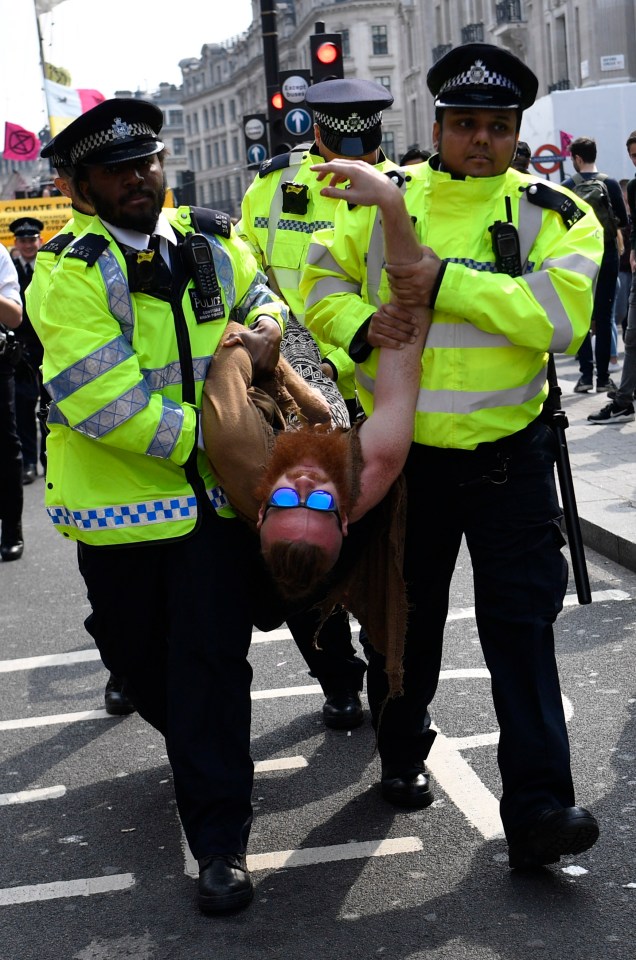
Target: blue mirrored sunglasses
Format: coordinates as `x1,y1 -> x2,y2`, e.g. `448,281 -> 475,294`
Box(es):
265,487 -> 342,528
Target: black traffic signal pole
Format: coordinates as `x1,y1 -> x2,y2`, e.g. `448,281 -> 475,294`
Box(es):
260,0 -> 281,155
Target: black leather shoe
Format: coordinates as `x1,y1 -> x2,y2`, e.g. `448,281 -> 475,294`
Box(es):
0,521 -> 24,562
104,674 -> 136,716
380,764 -> 434,809
508,806 -> 599,869
22,464 -> 36,485
198,854 -> 254,914
322,690 -> 363,729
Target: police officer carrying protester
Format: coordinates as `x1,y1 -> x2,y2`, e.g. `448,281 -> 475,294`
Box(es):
30,98 -> 288,914
238,78 -> 395,731
0,242 -> 24,561
9,216 -> 44,484
303,43 -> 603,870
28,137 -> 135,719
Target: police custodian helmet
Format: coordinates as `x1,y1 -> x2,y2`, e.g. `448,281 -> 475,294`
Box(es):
304,78 -> 393,156
40,98 -> 164,167
427,43 -> 538,111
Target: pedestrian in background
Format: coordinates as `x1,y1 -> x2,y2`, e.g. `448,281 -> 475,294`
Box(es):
588,132 -> 636,423
511,139 -> 532,173
563,136 -> 628,394
9,217 -> 44,483
303,42 -> 602,870
0,242 -> 24,561
399,146 -> 431,166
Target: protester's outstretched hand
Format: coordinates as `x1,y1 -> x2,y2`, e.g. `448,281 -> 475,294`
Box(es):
311,159 -> 401,208
223,315 -> 282,379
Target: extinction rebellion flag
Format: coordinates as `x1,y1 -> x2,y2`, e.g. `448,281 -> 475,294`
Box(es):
3,123 -> 41,162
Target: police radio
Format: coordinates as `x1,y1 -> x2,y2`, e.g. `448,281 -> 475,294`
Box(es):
489,196 -> 522,277
182,233 -> 225,322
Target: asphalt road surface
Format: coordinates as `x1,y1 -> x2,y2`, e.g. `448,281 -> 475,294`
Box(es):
1,478 -> 635,959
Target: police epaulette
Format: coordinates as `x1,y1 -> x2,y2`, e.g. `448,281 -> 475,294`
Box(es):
191,206 -> 232,239
39,233 -> 75,256
258,153 -> 292,178
65,233 -> 111,265
523,181 -> 584,230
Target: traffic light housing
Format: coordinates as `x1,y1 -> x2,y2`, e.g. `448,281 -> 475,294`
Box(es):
267,88 -> 290,157
310,32 -> 344,83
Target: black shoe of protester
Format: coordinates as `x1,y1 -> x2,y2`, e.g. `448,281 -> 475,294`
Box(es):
508,806 -> 599,869
104,674 -> 136,716
198,854 -> 254,914
22,464 -> 36,485
322,690 -> 364,729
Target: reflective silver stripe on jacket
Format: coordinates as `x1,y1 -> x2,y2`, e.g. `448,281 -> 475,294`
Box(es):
524,251 -> 599,352
45,335 -> 134,403
265,146 -> 306,265
47,485 -> 229,531
233,268 -> 288,323
146,398 -> 184,458
77,382 -> 150,439
98,248 -> 135,342
356,364 -> 547,413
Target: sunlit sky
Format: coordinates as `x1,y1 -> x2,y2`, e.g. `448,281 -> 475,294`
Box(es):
2,0 -> 254,140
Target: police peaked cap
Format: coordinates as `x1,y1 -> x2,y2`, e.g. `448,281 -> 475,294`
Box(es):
304,79 -> 393,156
10,217 -> 44,237
40,98 -> 164,167
427,43 -> 538,111
40,132 -> 71,170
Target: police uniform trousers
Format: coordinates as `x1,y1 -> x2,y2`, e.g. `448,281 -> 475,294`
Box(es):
77,505 -> 264,860
362,417 -> 576,839
0,357 -> 23,526
285,604 -> 366,695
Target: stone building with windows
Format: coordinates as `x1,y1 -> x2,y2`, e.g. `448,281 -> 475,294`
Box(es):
178,0 -> 636,217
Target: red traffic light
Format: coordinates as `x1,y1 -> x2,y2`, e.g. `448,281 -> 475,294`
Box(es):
271,91 -> 284,110
315,41 -> 339,65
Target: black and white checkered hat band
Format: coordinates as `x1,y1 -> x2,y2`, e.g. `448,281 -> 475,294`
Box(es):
313,110 -> 383,134
70,121 -> 157,165
439,60 -> 521,98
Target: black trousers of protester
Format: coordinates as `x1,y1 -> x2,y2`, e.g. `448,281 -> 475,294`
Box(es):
286,604 -> 367,695
77,506 -> 264,860
577,242 -> 619,384
363,418 -> 576,840
0,357 -> 23,526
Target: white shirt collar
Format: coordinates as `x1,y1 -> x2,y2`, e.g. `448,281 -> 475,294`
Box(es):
101,211 -> 177,251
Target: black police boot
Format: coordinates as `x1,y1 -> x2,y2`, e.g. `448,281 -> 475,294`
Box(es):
198,854 -> 254,914
104,674 -> 136,716
322,689 -> 364,729
22,464 -> 36,485
0,521 -> 24,561
508,806 -> 599,869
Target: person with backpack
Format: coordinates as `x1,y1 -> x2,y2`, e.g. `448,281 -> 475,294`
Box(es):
563,136 -> 628,393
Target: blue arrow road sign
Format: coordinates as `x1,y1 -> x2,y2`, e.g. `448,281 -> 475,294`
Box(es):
284,109 -> 312,137
247,143 -> 267,165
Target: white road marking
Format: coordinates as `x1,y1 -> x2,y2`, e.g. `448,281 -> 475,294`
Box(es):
0,873 -> 135,906
254,756 -> 307,772
0,709 -> 110,731
0,588 -> 628,675
183,837 -> 422,878
0,786 -> 66,805
427,733 -> 504,840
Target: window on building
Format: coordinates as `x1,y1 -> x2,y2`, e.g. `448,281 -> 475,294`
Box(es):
195,146 -> 202,171
232,136 -> 239,162
173,137 -> 186,156
168,110 -> 183,127
381,130 -> 395,162
230,100 -> 236,121
205,143 -> 212,168
211,105 -> 217,128
371,25 -> 389,55
203,108 -> 209,131
376,76 -> 391,94
340,28 -> 350,57
193,112 -> 200,135
213,142 -> 220,166
186,115 -> 192,137
221,140 -> 228,165
219,103 -> 225,126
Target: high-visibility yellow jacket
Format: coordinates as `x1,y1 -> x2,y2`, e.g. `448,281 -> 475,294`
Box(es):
238,143 -> 396,400
27,207 -> 93,321
302,161 -> 603,450
31,205 -> 287,545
